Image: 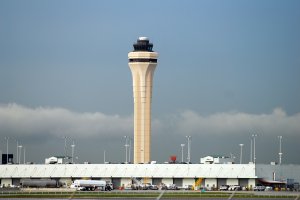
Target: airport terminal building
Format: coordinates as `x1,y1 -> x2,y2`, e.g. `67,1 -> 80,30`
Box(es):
1,163 -> 300,189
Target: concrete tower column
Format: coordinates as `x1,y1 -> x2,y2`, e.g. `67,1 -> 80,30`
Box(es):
128,37 -> 158,164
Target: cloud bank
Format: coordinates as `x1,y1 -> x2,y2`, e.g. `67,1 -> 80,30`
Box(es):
0,103 -> 299,139
0,103 -> 133,138
174,108 -> 300,136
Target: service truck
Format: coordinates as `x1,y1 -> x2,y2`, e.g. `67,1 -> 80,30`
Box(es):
71,179 -> 112,191
21,179 -> 63,188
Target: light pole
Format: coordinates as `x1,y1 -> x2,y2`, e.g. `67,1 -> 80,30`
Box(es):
186,136 -> 191,163
180,144 -> 185,163
18,145 -> 22,164
16,139 -> 19,164
250,137 -> 253,163
129,137 -> 132,163
5,137 -> 9,164
71,141 -> 75,164
278,136 -> 283,165
63,136 -> 68,164
124,136 -> 129,163
23,147 -> 26,164
239,144 -> 244,164
230,153 -> 236,160
252,134 -> 257,164
0,149 -> 2,164
104,150 -> 106,163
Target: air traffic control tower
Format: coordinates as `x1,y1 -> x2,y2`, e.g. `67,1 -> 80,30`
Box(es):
128,37 -> 158,164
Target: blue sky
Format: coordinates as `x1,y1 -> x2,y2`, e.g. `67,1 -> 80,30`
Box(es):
0,0 -> 300,164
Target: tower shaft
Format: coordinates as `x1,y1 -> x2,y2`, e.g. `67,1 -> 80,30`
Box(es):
128,38 -> 158,164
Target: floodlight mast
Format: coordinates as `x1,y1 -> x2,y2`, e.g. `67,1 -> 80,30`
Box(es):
18,145 -> 22,164
23,147 -> 26,164
239,144 -> 244,164
63,136 -> 68,164
278,136 -> 283,165
124,136 -> 129,163
129,137 -> 132,163
71,140 -> 75,164
5,137 -> 9,164
180,144 -> 185,163
250,137 -> 253,163
186,136 -> 191,163
16,139 -> 19,164
104,150 -> 106,163
252,134 -> 257,164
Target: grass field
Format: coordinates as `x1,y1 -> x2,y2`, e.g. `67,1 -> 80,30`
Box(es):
0,190 -> 298,199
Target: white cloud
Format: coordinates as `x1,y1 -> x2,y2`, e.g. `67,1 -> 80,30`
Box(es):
173,108 -> 300,136
0,103 -> 133,138
0,104 -> 299,139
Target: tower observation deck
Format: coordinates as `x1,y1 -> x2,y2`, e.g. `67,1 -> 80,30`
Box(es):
128,37 -> 158,164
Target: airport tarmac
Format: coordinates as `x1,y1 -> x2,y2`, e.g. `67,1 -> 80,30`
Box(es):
1,189 -> 299,199
1,198 -> 299,200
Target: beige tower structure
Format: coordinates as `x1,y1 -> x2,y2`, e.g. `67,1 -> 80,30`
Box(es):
128,37 -> 158,164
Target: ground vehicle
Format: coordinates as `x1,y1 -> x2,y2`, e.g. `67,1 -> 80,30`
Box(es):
287,182 -> 299,191
182,185 -> 193,190
161,184 -> 179,190
265,186 -> 273,191
228,185 -> 241,191
144,183 -> 158,190
147,183 -> 158,190
106,182 -> 114,190
219,185 -> 229,191
140,183 -> 158,190
131,183 -> 158,190
70,180 -> 112,191
131,177 -> 143,190
253,185 -> 266,191
21,179 -> 63,188
131,183 -> 140,190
